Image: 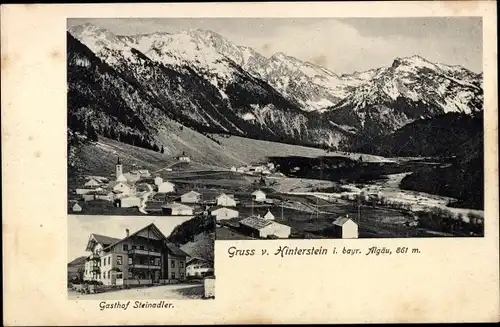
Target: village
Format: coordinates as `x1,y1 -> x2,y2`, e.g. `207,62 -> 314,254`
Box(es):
68,154 -> 361,240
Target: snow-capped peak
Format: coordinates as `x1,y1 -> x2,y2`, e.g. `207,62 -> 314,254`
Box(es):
391,55 -> 437,71
68,23 -> 128,53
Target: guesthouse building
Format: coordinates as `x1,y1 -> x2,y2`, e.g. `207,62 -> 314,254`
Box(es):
83,224 -> 188,286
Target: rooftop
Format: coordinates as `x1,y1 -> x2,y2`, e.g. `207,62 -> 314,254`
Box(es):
163,202 -> 193,210
333,217 -> 354,226
182,190 -> 201,196
218,193 -> 234,198
91,234 -> 121,246
165,242 -> 189,257
108,181 -> 133,188
239,216 -> 273,230
209,206 -> 238,212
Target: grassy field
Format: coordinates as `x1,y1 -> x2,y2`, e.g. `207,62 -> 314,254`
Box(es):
72,133 -> 333,178
171,285 -> 205,299
216,226 -> 256,240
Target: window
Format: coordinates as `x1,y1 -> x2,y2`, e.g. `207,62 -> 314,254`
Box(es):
117,255 -> 122,265
155,258 -> 161,266
140,245 -> 145,250
102,259 -> 105,266
180,261 -> 184,268
128,257 -> 132,265
132,245 -> 136,250
108,271 -> 110,279
108,257 -> 111,265
171,260 -> 175,268
180,273 -> 184,279
171,273 -> 176,279
123,244 -> 128,251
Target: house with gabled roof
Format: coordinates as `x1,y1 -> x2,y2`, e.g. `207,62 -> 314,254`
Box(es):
162,202 -> 194,216
181,190 -> 201,204
238,216 -> 291,239
186,257 -> 214,277
332,216 -> 358,239
209,206 -> 239,221
83,223 -> 188,286
107,181 -> 134,196
84,178 -> 101,188
252,189 -> 266,202
72,202 -> 82,212
158,181 -> 175,193
216,193 -> 236,207
263,209 -> 275,220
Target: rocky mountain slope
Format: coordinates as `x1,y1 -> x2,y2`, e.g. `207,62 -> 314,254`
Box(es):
327,55 -> 483,137
67,23 -> 483,153
68,24 -> 347,149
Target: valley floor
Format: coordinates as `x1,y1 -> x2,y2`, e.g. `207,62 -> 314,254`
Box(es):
69,136 -> 484,238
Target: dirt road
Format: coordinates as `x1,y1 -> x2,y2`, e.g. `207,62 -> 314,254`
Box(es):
68,284 -> 204,300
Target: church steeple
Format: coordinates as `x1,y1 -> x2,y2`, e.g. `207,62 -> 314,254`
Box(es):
115,156 -> 123,180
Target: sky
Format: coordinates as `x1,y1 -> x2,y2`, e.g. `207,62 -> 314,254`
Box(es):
68,215 -> 194,262
67,17 -> 482,76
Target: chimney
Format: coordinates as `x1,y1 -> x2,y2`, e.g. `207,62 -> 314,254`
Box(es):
126,229 -> 129,237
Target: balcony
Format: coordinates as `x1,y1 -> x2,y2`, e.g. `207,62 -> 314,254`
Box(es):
129,264 -> 161,270
92,266 -> 100,272
128,249 -> 161,257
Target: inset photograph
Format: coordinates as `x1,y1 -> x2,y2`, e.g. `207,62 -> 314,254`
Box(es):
67,215 -> 215,300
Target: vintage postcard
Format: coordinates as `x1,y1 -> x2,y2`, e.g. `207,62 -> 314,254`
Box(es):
2,1 -> 499,325
67,16 -> 485,240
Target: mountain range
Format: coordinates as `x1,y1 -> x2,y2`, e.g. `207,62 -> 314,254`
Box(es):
67,23 -> 483,154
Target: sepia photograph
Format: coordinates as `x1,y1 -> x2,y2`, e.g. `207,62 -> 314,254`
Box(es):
2,2 -> 497,325
67,215 -> 215,300
66,17 -> 484,240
